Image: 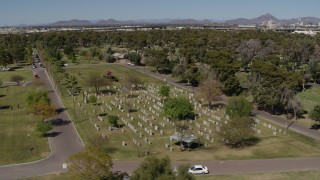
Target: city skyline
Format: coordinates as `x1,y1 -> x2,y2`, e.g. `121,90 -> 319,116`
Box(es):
0,0 -> 319,26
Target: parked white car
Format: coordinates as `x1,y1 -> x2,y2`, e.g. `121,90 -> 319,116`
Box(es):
188,165 -> 209,174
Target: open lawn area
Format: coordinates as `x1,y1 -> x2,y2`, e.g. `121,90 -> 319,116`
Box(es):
297,85 -> 320,128
196,170 -> 320,180
57,63 -> 320,162
0,66 -> 33,82
0,85 -> 50,165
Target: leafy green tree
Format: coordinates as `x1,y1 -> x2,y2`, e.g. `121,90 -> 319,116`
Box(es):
68,146 -> 113,180
226,96 -> 253,119
164,97 -> 193,120
310,105 -> 320,122
127,52 -> 141,65
36,122 -> 53,136
88,96 -> 97,104
176,165 -> 195,180
63,45 -> 74,55
0,47 -> 13,67
68,52 -> 77,63
108,115 -> 119,127
218,116 -> 255,148
145,49 -> 169,72
159,85 -> 170,97
104,52 -> 116,63
222,75 -> 242,96
26,90 -> 50,106
9,44 -> 25,66
131,156 -> 175,180
10,75 -> 25,85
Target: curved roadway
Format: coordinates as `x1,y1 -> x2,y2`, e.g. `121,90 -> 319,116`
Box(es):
0,67 -> 84,180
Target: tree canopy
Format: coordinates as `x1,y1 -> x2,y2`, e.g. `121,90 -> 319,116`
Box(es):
131,156 -> 194,180
164,97 -> 193,120
226,96 -> 253,118
68,146 -> 113,180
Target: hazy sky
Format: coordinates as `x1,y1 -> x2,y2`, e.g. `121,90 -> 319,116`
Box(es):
0,0 -> 319,26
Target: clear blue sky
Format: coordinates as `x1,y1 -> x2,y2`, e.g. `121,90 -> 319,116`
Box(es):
0,0 -> 319,26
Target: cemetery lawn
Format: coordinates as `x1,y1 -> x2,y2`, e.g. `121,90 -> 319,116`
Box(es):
297,85 -> 320,128
0,86 -> 50,165
61,63 -> 320,161
0,66 -> 33,82
196,170 -> 320,180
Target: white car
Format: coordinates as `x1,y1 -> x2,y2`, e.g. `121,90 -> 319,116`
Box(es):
188,165 -> 209,174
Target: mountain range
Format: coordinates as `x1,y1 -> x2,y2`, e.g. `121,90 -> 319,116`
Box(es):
48,14 -> 320,26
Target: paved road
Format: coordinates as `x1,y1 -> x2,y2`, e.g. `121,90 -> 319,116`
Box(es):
0,67 -> 84,180
124,64 -> 320,141
113,157 -> 320,175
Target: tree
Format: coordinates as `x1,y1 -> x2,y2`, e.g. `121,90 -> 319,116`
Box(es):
218,116 -> 255,148
288,95 -> 303,120
222,75 -> 242,96
237,39 -> 261,70
310,105 -> 320,122
175,122 -> 189,151
86,73 -> 110,94
28,101 -> 57,122
10,75 -> 25,85
108,115 -> 119,127
131,156 -> 194,180
176,165 -> 195,180
159,85 -> 170,98
226,96 -> 253,119
68,146 -> 113,180
199,75 -> 222,108
164,97 -> 193,120
127,52 -> 141,65
131,156 -> 175,180
0,47 -> 13,67
26,90 -> 50,106
36,122 -> 53,136
88,96 -> 97,104
127,76 -> 143,90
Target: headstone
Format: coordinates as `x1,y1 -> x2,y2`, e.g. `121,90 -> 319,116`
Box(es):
273,131 -> 277,136
122,141 -> 126,146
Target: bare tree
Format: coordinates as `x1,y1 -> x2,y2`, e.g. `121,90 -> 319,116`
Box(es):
238,39 -> 261,69
199,75 -> 222,108
175,122 -> 189,151
86,73 -> 111,94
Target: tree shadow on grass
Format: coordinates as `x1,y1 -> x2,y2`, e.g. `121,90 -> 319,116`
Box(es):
173,141 -> 204,151
0,105 -> 11,110
0,95 -> 5,98
226,137 -> 261,148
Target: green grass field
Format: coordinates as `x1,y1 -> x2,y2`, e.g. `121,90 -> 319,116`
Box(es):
298,85 -> 320,113
0,66 -> 33,82
0,86 -> 50,165
57,63 -> 320,162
